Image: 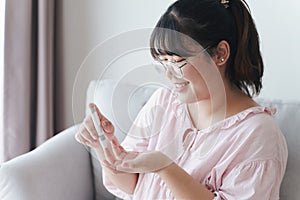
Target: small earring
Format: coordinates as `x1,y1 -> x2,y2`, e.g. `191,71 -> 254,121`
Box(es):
219,58 -> 225,62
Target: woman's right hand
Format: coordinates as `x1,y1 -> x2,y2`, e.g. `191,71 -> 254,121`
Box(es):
75,103 -> 115,148
75,103 -> 120,169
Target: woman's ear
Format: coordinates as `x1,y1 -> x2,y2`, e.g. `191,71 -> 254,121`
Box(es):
212,40 -> 230,66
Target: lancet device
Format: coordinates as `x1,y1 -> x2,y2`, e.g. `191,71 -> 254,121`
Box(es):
89,106 -> 107,148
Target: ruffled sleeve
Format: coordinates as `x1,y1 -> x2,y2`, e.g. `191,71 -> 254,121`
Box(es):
212,159 -> 283,200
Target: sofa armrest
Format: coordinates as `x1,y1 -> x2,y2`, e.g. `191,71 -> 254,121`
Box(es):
0,125 -> 94,200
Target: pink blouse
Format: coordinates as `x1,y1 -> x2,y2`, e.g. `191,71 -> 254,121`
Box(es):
103,87 -> 288,200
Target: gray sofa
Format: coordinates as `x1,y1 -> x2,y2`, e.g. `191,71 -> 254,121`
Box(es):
0,80 -> 299,200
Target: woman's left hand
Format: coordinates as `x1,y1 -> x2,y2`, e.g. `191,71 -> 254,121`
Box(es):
108,139 -> 173,173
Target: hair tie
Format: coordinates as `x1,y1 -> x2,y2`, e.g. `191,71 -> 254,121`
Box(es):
220,0 -> 230,8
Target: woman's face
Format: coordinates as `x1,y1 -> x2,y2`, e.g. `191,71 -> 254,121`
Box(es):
158,53 -> 216,103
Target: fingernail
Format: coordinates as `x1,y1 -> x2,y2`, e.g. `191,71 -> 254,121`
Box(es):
111,139 -> 117,146
102,120 -> 108,126
119,145 -> 125,151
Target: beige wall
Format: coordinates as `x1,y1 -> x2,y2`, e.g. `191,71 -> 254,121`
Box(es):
247,0 -> 300,101
55,0 -> 175,131
55,0 -> 300,132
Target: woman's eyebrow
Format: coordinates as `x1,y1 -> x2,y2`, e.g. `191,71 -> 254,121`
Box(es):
176,58 -> 186,62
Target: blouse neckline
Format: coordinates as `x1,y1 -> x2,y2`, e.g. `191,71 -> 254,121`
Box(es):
181,103 -> 276,134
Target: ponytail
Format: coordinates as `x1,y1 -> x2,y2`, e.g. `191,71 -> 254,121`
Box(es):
228,0 -> 263,97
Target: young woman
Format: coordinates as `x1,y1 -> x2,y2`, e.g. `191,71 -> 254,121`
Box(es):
75,0 -> 288,199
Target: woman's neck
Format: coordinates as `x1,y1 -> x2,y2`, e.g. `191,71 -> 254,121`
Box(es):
186,85 -> 258,130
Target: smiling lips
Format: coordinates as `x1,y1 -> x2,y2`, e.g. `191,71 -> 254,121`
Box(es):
174,81 -> 189,91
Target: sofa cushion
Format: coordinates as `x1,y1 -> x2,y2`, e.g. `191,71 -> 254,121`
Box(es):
0,125 -> 94,200
256,98 -> 300,200
86,79 -> 159,142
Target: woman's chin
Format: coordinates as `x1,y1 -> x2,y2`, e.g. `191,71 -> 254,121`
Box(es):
176,92 -> 198,103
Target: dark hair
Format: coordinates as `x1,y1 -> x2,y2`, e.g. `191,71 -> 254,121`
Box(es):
150,0 -> 264,97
